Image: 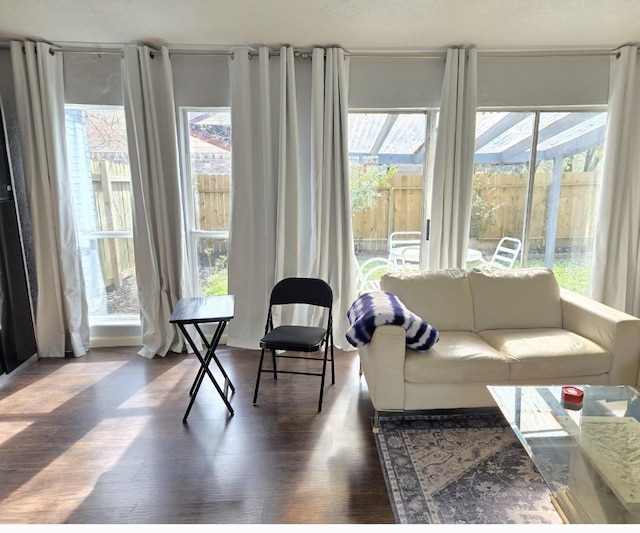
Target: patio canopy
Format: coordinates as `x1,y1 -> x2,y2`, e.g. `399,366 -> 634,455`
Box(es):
189,109 -> 608,168
348,111 -> 607,165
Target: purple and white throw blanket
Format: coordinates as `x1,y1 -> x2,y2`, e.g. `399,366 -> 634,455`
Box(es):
346,291 -> 439,351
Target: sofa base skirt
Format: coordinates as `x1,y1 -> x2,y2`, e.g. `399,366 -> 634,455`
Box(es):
401,374 -> 610,412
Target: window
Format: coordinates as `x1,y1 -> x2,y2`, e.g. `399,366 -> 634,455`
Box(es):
65,105 -> 138,321
471,110 -> 607,295
348,112 -> 435,276
182,109 -> 231,295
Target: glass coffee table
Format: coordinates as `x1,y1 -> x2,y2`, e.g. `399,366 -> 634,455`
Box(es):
488,384 -> 640,524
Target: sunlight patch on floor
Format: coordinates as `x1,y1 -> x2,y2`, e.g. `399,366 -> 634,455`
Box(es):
117,359 -> 196,409
0,415 -> 150,523
0,421 -> 34,446
0,361 -> 129,414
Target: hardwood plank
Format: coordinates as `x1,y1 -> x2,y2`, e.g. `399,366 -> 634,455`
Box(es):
0,345 -> 394,524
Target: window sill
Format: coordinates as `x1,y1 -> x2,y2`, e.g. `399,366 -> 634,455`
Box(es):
89,315 -> 142,348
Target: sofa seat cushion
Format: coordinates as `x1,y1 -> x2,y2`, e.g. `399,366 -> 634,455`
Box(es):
404,331 -> 510,384
478,328 -> 611,380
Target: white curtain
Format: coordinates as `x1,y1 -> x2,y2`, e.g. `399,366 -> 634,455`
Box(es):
226,47 -> 278,349
591,45 -> 640,316
311,47 -> 358,349
121,45 -> 193,358
275,46 -> 313,282
427,47 -> 477,270
10,41 -> 89,358
227,46 -> 356,349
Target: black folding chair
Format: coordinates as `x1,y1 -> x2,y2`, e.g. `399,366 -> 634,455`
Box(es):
252,277 -> 335,412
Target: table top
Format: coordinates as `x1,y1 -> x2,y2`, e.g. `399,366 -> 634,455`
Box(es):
170,295 -> 235,324
489,384 -> 640,520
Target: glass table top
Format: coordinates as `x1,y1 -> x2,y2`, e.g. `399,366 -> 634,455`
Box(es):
488,384 -> 640,524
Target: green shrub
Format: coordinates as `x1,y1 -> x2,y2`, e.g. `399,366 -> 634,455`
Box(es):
202,254 -> 228,296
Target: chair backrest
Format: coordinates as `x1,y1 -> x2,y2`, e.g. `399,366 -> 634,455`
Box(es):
388,231 -> 421,271
488,237 -> 522,269
270,277 -> 333,309
388,231 -> 421,253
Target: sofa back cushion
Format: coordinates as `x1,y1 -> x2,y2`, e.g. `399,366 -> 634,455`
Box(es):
470,267 -> 562,331
380,269 -> 474,331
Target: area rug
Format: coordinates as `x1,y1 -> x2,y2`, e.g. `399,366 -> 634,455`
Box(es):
374,411 -> 563,524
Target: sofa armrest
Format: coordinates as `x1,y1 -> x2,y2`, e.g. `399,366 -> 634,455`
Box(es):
561,288 -> 640,386
357,324 -> 407,411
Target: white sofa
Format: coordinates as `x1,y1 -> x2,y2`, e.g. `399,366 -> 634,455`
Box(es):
357,267 -> 640,422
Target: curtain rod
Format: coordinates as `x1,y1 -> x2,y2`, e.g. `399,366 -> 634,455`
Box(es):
348,47 -> 619,59
51,48 -> 124,56
346,52 -> 444,60
1,42 -> 628,59
0,42 -> 126,55
478,49 -> 616,58
168,48 -> 316,58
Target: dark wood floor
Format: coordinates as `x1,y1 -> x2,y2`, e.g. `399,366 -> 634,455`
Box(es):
0,345 -> 395,524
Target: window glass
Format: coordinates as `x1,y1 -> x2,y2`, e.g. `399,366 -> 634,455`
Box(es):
65,106 -> 138,319
348,112 -> 430,285
470,110 -> 606,295
183,109 -> 231,295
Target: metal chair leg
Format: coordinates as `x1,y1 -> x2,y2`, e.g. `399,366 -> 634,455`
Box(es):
330,338 -> 335,385
253,347 -> 266,404
317,343 -> 330,412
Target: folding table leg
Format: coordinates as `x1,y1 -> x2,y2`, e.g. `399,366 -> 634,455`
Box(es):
189,321 -> 235,397
178,323 -> 235,422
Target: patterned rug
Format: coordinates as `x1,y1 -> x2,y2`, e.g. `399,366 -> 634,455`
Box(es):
374,411 -> 564,524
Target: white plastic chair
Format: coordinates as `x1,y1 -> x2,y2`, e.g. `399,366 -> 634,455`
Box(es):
357,257 -> 391,294
388,231 -> 421,271
478,236 -> 522,269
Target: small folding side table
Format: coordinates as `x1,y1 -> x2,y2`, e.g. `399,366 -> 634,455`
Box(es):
169,295 -> 236,422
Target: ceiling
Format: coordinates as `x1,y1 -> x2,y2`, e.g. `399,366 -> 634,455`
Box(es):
0,0 -> 639,51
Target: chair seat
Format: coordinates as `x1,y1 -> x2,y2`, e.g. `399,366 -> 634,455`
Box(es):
260,325 -> 327,352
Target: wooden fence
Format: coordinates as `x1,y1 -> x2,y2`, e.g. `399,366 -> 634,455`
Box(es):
351,171 -> 599,254
91,166 -> 599,286
190,170 -> 599,254
91,160 -> 135,287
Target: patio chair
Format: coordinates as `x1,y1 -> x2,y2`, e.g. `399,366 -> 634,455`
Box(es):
357,257 -> 391,294
478,236 -> 522,269
388,231 -> 421,271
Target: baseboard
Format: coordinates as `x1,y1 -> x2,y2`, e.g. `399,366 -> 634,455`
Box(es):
89,333 -> 229,349
89,336 -> 142,348
0,352 -> 38,387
